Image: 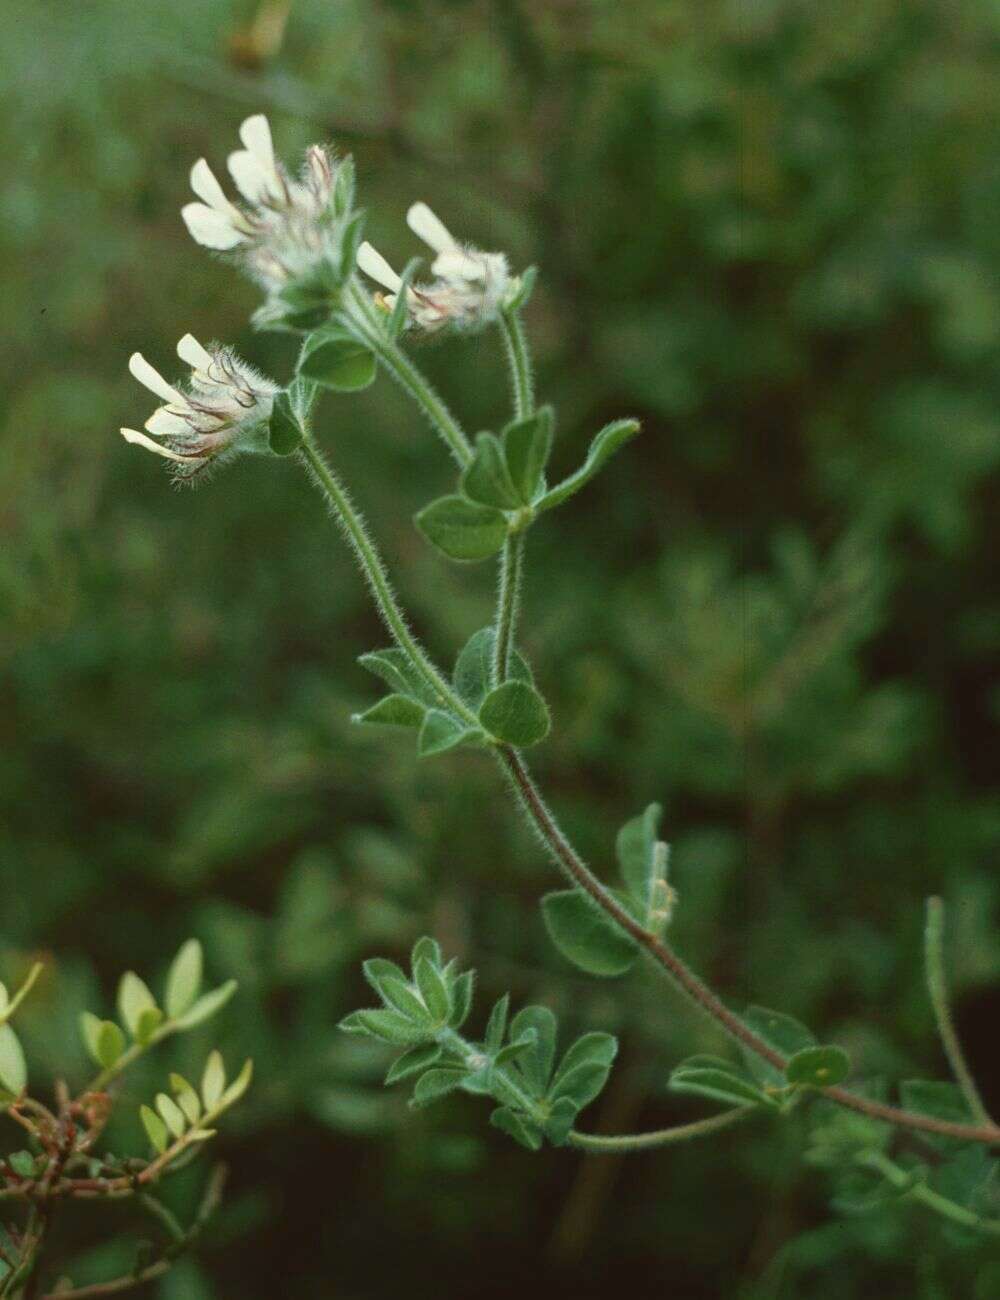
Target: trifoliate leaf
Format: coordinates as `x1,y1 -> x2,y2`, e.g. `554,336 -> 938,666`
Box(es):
541,890 -> 639,977
452,626 -> 532,710
508,1006 -> 558,1096
670,1055 -> 777,1110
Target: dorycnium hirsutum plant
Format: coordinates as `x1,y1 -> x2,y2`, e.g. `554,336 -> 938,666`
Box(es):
107,112 -> 1000,1248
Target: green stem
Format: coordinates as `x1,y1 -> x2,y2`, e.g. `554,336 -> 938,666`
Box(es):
857,1150 -> 1000,1236
297,435 -> 479,728
924,897 -> 992,1125
567,1106 -> 752,1153
492,532 -> 525,686
499,308 -> 534,420
346,284 -> 472,467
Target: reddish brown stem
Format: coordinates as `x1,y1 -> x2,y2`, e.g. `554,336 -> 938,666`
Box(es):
498,746 -> 1000,1148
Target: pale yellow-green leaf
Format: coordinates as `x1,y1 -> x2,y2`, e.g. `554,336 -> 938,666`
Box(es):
201,1050 -> 226,1110
165,940 -> 203,1019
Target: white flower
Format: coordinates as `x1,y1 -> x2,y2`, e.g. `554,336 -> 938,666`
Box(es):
181,115 -> 340,291
120,335 -> 277,480
356,202 -> 511,334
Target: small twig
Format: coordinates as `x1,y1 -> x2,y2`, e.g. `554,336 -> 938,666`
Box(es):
567,1105 -> 753,1152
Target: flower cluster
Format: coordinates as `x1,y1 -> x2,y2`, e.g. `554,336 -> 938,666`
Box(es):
181,115 -> 342,292
121,335 -> 276,480
357,202 -> 511,334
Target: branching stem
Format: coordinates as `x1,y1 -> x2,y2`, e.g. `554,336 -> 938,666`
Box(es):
567,1106 -> 752,1152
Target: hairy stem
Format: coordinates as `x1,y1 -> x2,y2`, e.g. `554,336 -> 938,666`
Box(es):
499,307 -> 534,420
567,1106 -> 752,1152
924,896 -> 992,1125
297,435 -> 479,728
857,1150 -> 1000,1236
492,532 -> 526,686
497,746 -> 1000,1148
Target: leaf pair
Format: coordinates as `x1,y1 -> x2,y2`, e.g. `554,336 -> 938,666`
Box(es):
140,1050 -> 253,1155
542,803 -> 672,977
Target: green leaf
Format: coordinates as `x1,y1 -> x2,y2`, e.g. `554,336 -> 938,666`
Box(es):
298,326 -> 377,392
461,432 -> 522,510
414,957 -> 451,1023
117,972 -> 158,1040
411,937 -> 443,970
378,976 -> 430,1023
172,980 -> 238,1031
490,1105 -> 542,1151
363,958 -> 408,993
453,627 -> 532,710
0,1025 -> 27,1094
509,1006 -> 557,1096
169,1074 -> 202,1126
388,258 -> 422,339
410,1068 -> 465,1108
165,940 -> 203,1020
495,1031 -> 538,1067
140,1104 -> 169,1155
268,391 -> 303,456
135,1006 -> 164,1046
354,694 -> 426,728
448,970 -> 475,1029
741,1006 -> 816,1087
616,803 -> 671,926
550,1033 -> 618,1100
418,709 -> 480,757
541,890 -> 639,977
415,495 -> 509,562
8,1150 -> 36,1178
670,1056 -> 777,1110
899,1080 -> 972,1128
339,1009 -> 428,1046
358,649 -> 440,707
547,1062 -> 613,1111
502,407 -> 553,504
95,1020 -> 126,1070
336,210 -> 367,282
484,995 -> 510,1056
385,1043 -> 442,1085
505,266 -> 537,311
537,419 -> 640,512
220,1058 -> 254,1109
478,680 -> 550,747
156,1092 -> 187,1140
785,1045 -> 851,1088
543,1097 -> 578,1146
201,1050 -> 226,1110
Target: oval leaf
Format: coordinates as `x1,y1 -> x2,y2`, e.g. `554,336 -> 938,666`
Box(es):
479,680 -> 550,747
165,940 -> 203,1020
536,419 -> 640,512
299,327 -> 377,392
415,495 -> 508,562
541,890 -> 638,977
0,1025 -> 27,1095
785,1045 -> 851,1089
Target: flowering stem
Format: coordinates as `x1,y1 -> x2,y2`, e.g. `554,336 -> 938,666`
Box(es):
567,1106 -> 752,1153
297,434 -> 479,727
856,1150 -> 1000,1236
924,897 -> 992,1125
345,284 -> 472,468
499,307 -> 534,420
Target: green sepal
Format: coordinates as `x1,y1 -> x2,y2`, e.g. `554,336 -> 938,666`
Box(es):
418,709 -> 482,757
385,1043 -> 442,1085
268,391 -> 304,456
541,889 -> 639,977
502,407 -> 554,504
478,680 -> 550,747
536,419 -> 640,512
354,694 -> 426,728
453,627 -> 532,710
503,266 -> 537,312
490,1105 -> 543,1151
785,1045 -> 850,1089
410,1068 -> 466,1108
415,495 -> 509,562
461,432 -> 522,510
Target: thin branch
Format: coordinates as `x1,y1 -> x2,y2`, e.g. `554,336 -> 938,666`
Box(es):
567,1106 -> 752,1153
924,896 -> 992,1125
857,1150 -> 1000,1236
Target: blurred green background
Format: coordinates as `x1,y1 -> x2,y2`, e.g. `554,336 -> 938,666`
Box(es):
2,0 -> 999,1295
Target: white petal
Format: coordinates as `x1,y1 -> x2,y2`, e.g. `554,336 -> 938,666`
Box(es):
432,248 -> 485,282
239,114 -> 275,173
120,428 -> 191,463
181,202 -> 244,250
356,241 -> 402,291
190,159 -> 231,214
227,150 -> 276,204
177,334 -> 215,372
128,353 -> 184,404
145,408 -> 193,436
407,202 -> 455,254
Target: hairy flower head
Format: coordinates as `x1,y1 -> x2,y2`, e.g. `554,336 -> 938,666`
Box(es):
181,115 -> 342,292
357,202 -> 511,334
120,335 -> 277,481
